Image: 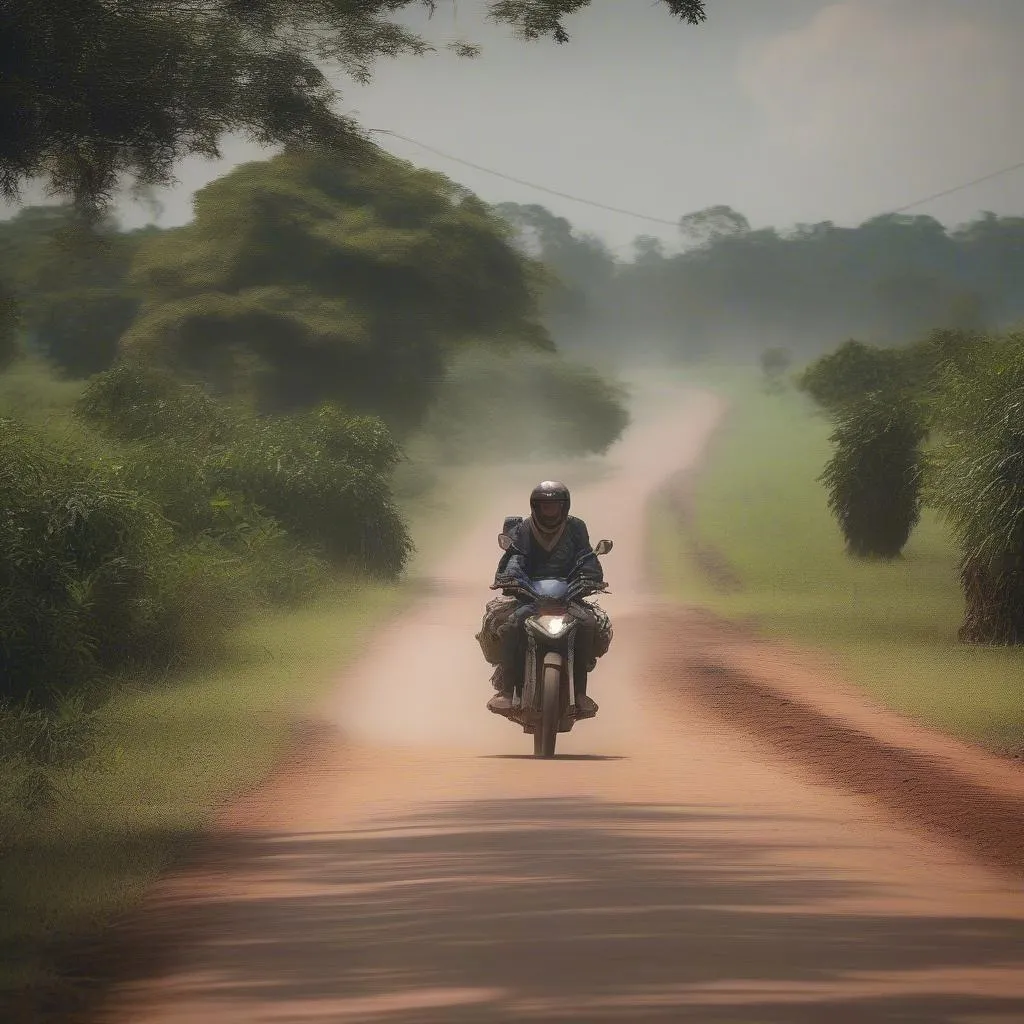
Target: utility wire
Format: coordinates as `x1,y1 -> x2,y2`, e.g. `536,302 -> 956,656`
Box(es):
366,129 -> 680,227
368,127 -> 1024,231
887,159 -> 1024,215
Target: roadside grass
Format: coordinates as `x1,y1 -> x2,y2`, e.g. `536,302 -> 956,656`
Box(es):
0,374 -> 463,1005
0,580 -> 404,1000
2,438 -> 494,1002
651,366 -> 1024,755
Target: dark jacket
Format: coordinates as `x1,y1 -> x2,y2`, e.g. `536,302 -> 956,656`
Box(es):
494,515 -> 604,586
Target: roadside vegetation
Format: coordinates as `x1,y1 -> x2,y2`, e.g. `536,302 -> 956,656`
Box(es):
0,149 -> 630,1011
652,361 -> 1024,756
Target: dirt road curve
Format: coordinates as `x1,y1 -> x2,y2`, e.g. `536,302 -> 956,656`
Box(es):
96,388 -> 1024,1024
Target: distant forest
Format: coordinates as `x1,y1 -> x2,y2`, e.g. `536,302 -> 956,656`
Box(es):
496,203 -> 1024,361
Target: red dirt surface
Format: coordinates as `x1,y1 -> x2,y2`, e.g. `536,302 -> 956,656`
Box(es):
31,387 -> 1024,1024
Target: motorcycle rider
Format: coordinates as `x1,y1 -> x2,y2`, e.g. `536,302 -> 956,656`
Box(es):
476,480 -> 612,718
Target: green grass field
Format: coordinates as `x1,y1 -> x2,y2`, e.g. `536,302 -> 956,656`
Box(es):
651,368 -> 1024,755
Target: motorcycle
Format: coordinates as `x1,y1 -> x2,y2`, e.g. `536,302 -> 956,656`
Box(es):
489,531 -> 613,758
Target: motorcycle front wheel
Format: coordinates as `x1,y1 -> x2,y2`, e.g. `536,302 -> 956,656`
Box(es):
534,661 -> 561,758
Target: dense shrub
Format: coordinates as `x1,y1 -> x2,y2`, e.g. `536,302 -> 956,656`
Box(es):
797,339 -> 911,415
34,288 -> 140,377
819,392 -> 927,559
76,363 -> 231,443
78,365 -> 411,575
928,334 -> 1024,643
900,328 -> 992,409
0,283 -> 18,369
0,693 -> 99,820
210,411 -> 411,574
0,419 -> 171,703
0,412 -> 330,707
141,537 -> 254,664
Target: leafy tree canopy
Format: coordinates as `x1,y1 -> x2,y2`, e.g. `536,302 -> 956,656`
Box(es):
678,205 -> 750,248
0,204 -> 157,373
1,0 -> 706,216
494,201 -> 616,330
122,147 -> 552,426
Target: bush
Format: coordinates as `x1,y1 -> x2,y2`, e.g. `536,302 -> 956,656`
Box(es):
928,334 -> 1024,643
0,419 -> 171,703
211,412 -> 411,574
34,288 -> 139,377
904,327 -> 989,388
76,363 -> 230,443
0,283 -> 18,369
797,339 -> 910,415
819,392 -> 927,559
760,346 -> 792,392
0,411 -> 287,706
0,693 -> 99,822
142,537 -> 252,666
0,347 -> 475,716
79,365 -> 411,575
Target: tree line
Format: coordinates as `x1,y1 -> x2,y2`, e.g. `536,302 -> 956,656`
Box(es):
497,202 -> 1024,363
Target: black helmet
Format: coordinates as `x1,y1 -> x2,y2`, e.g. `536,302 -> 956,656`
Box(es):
530,480 -> 570,533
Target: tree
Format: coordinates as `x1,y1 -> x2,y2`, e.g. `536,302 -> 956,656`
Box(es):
632,235 -> 666,265
819,391 -> 926,560
121,147 -> 551,428
1,1 -> 707,217
806,326 -> 1024,644
678,205 -> 750,248
759,346 -> 791,392
494,202 -> 617,348
928,335 -> 1024,644
797,339 -> 910,415
0,204 -> 152,375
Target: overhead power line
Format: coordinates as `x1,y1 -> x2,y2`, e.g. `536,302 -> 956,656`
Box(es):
368,127 -> 1024,230
366,129 -> 680,227
887,159 -> 1024,215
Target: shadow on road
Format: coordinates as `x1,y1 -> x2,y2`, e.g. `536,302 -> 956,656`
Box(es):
41,797 -> 1024,1024
480,754 -> 629,762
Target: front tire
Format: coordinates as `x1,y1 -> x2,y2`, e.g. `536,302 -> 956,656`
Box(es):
535,662 -> 561,758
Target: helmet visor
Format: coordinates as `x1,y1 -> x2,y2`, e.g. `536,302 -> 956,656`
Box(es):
533,499 -> 567,529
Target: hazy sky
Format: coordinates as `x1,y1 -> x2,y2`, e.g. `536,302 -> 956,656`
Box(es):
20,1 -> 1024,252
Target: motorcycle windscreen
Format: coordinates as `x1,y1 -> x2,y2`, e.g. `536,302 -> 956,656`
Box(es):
530,578 -> 570,601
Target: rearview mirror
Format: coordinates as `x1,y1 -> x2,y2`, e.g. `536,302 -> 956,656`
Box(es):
594,539 -> 613,555
498,534 -> 512,551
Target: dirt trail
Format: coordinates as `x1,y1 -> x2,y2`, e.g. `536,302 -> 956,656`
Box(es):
91,388 -> 1024,1024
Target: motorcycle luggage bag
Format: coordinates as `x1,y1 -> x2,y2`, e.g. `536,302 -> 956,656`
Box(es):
502,515 -> 524,536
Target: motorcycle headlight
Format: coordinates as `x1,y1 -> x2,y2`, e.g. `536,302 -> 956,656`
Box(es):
534,614 -> 570,638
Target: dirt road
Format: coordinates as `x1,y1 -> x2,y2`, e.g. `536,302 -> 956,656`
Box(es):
96,388 -> 1024,1024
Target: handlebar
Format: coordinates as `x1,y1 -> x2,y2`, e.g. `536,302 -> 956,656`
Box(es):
490,576 -> 609,601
